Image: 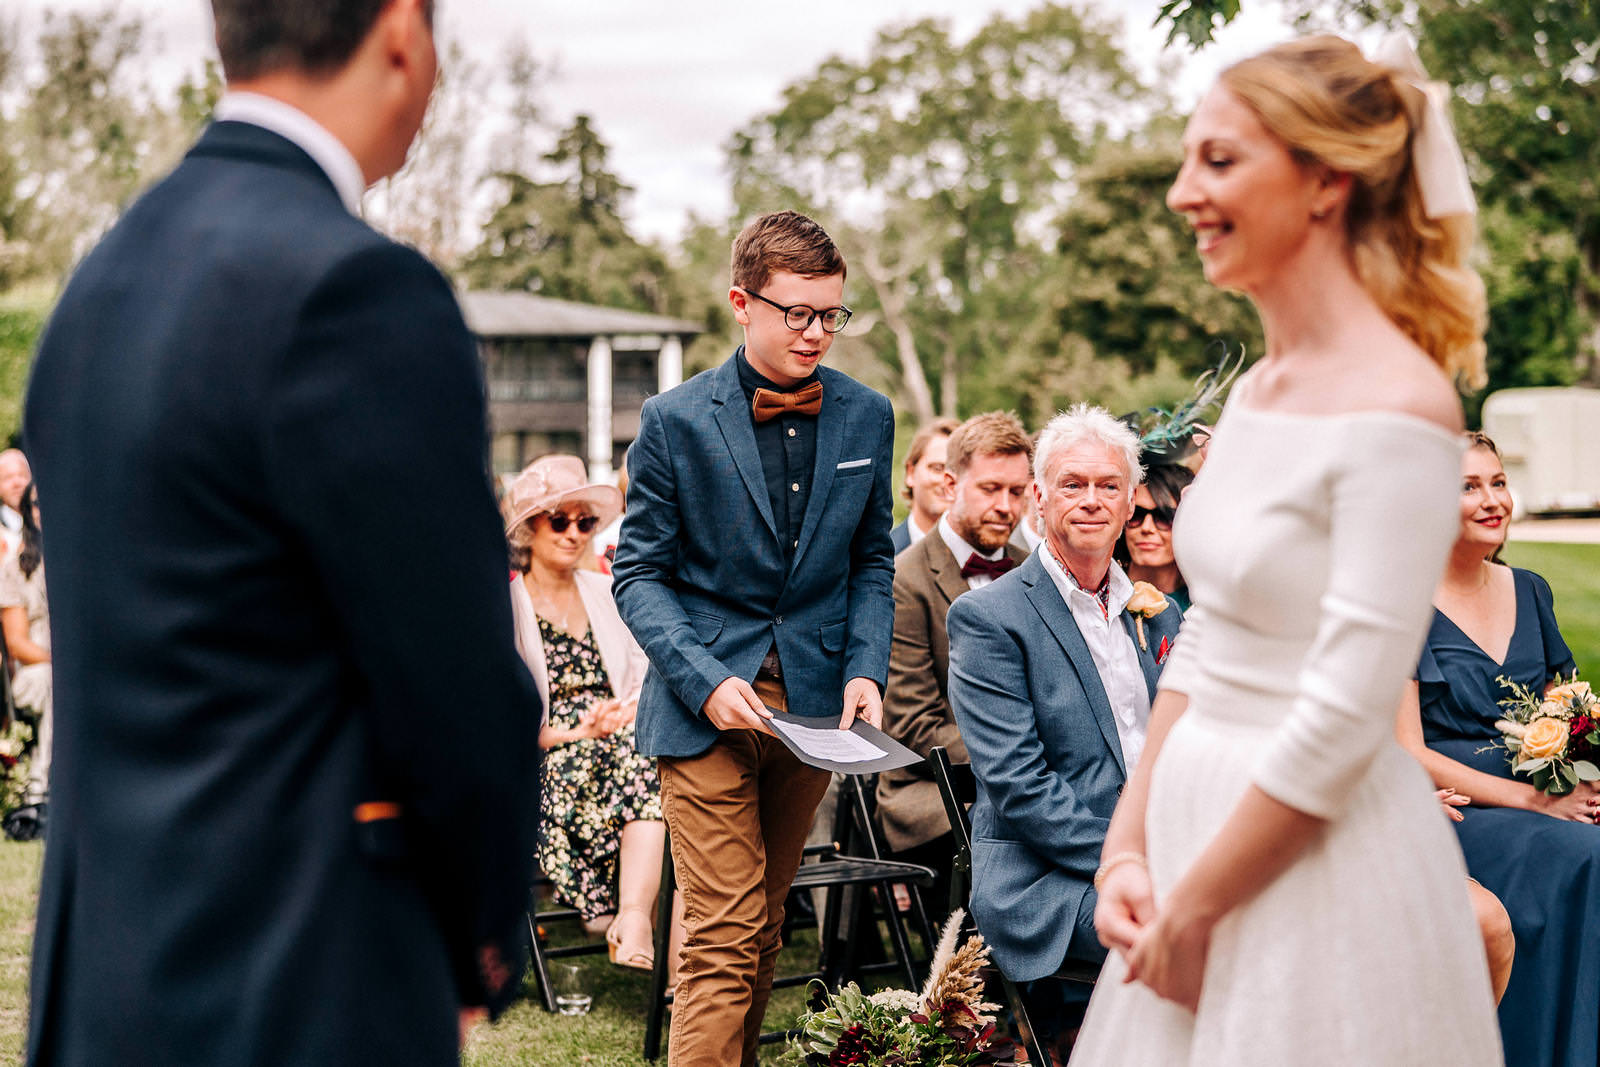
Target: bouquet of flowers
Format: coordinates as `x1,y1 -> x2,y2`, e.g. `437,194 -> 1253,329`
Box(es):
787,909 -> 1014,1067
1490,673 -> 1600,796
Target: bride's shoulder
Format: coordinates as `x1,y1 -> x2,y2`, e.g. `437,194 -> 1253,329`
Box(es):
1314,341 -> 1464,436
1226,350 -> 1462,434
1358,349 -> 1464,434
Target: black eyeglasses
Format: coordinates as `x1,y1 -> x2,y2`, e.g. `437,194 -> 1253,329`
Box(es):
1125,504 -> 1176,530
742,289 -> 852,334
545,513 -> 600,534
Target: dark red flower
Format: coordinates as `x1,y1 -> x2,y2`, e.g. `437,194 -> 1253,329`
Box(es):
829,1023 -> 881,1066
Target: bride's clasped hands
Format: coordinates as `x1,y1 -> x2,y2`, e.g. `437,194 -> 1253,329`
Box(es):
1096,861 -> 1212,1013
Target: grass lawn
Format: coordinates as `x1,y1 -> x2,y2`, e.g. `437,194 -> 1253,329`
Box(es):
0,543 -> 1587,1063
1502,541 -> 1600,676
460,921 -> 819,1067
0,843 -> 38,1064
0,841 -> 823,1066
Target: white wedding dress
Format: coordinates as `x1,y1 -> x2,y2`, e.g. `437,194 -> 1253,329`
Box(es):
1068,406 -> 1503,1066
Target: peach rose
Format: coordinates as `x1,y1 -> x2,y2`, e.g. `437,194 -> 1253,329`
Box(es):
1520,716 -> 1569,761
1545,681 -> 1594,711
1126,582 -> 1169,618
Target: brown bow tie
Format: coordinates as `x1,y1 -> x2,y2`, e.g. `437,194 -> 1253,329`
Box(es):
752,380 -> 823,423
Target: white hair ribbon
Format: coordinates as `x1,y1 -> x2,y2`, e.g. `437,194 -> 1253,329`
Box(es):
1372,31 -> 1476,219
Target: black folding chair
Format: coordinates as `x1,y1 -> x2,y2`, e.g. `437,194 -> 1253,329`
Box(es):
525,871 -> 609,1013
643,774 -> 938,1061
829,771 -> 941,978
929,746 -> 1099,1067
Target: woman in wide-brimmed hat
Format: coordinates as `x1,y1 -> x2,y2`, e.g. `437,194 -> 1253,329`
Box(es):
504,454 -> 680,974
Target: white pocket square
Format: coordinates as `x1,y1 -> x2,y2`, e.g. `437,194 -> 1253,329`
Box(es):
836,458 -> 872,470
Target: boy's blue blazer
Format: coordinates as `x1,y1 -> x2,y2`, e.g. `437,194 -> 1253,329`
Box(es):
612,350 -> 896,758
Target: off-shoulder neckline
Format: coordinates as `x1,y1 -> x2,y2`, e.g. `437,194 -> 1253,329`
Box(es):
1225,403 -> 1463,446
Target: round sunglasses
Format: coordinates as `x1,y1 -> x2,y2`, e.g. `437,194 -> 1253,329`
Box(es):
545,512 -> 600,534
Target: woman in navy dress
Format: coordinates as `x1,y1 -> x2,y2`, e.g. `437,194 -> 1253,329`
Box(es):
1398,431 -> 1600,1067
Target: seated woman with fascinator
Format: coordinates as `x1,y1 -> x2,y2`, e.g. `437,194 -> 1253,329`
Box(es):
1396,432 -> 1600,1066
505,454 -> 683,973
1117,463 -> 1195,613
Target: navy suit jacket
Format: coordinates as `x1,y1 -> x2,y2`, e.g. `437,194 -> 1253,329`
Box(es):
947,551 -> 1183,981
612,351 -> 896,758
23,121 -> 541,1066
890,519 -> 912,555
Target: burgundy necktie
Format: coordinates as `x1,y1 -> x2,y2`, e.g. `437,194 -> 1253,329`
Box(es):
960,554 -> 1017,581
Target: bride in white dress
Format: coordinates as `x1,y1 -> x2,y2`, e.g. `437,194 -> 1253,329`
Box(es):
1068,36 -> 1503,1065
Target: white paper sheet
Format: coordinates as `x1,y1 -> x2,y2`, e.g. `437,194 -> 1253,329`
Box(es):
768,716 -> 887,764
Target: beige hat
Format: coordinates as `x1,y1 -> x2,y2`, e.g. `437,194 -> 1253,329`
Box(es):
502,454 -> 623,535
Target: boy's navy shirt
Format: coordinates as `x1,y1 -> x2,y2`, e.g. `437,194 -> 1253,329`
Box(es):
735,344 -> 818,565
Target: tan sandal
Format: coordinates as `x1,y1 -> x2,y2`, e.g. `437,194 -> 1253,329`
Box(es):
606,907 -> 655,972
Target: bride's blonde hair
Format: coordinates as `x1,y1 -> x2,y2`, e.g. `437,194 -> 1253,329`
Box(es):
1220,36 -> 1487,389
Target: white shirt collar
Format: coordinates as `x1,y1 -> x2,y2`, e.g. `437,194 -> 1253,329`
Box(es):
1035,545 -> 1150,772
1038,547 -> 1134,618
214,92 -> 366,214
937,513 -> 1001,569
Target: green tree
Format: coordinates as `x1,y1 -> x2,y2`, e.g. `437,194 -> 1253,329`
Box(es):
461,115 -> 689,315
369,38 -> 487,266
729,5 -> 1161,423
13,11 -> 160,279
1297,1 -> 1600,411
1155,0 -> 1245,48
994,129 -> 1260,428
673,214 -> 741,374
0,295 -> 45,447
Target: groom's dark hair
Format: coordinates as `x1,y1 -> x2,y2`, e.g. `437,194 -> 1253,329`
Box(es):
212,0 -> 435,81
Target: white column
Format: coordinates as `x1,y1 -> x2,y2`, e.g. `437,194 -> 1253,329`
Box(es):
658,334 -> 684,393
587,335 -> 614,484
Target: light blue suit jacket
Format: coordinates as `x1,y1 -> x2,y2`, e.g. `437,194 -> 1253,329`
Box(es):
947,550 -> 1183,981
612,351 -> 896,758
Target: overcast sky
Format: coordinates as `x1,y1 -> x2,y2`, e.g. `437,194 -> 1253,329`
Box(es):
15,0 -> 1301,241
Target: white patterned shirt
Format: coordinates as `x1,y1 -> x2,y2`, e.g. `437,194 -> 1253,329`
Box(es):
1038,549 -> 1151,773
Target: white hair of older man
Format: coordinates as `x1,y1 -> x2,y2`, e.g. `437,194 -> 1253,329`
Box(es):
1033,403 -> 1144,488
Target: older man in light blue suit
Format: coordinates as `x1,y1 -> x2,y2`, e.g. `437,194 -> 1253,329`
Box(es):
948,404 -> 1183,1046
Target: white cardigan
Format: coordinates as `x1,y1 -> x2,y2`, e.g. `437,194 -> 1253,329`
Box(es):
509,569 -> 648,723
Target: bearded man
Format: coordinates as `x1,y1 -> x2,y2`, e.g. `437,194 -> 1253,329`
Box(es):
876,411 -> 1032,917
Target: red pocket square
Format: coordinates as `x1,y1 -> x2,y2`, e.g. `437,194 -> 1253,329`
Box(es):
1157,635 -> 1171,664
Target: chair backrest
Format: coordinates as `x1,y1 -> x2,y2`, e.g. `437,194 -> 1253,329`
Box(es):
929,746 -> 974,850
928,746 -> 974,916
837,773 -> 887,860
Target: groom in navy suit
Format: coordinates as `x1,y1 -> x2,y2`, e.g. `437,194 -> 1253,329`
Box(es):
948,404 -> 1183,1054
613,211 -> 895,1065
23,3 -> 540,1064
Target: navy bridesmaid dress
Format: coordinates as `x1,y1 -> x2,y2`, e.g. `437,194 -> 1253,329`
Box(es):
1417,566 -> 1600,1067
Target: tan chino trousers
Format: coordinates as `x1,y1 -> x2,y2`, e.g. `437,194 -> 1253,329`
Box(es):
657,675 -> 831,1066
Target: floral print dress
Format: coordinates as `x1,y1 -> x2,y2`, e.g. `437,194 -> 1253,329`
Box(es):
536,616 -> 661,920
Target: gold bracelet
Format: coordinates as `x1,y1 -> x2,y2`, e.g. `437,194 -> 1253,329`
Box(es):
1093,851 -> 1148,892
